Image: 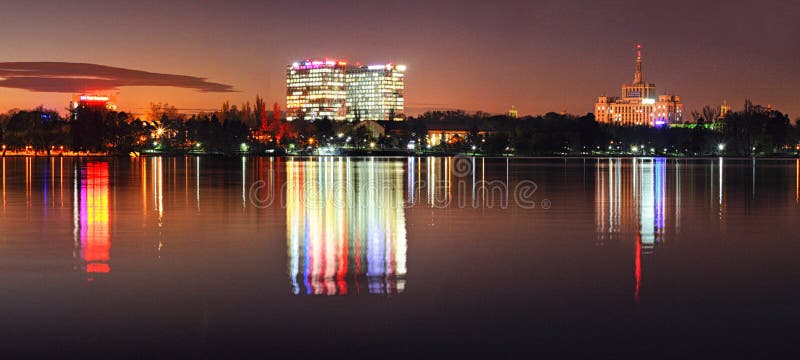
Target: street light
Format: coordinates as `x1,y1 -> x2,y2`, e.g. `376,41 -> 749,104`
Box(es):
718,143 -> 725,151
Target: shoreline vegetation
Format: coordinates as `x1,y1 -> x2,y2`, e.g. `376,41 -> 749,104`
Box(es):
1,98 -> 798,158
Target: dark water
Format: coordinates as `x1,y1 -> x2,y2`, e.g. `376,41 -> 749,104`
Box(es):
1,156 -> 798,356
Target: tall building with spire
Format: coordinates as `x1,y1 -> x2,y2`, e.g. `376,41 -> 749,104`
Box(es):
507,105 -> 518,118
720,100 -> 731,119
594,45 -> 683,127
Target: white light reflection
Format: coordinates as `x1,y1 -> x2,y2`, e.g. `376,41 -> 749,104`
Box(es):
287,158 -> 407,295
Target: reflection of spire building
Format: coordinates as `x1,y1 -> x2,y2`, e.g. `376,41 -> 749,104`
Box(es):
594,45 -> 684,127
594,159 -> 639,243
595,158 -> 668,247
286,158 -> 407,295
638,159 -> 666,252
73,162 -> 111,277
594,159 -> 668,302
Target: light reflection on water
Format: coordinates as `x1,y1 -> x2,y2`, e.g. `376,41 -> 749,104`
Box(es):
594,158 -> 731,303
1,156 -> 800,352
286,158 -> 407,295
73,161 -> 111,277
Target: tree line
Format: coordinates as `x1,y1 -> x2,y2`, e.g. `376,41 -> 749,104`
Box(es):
0,99 -> 797,157
405,100 -> 798,156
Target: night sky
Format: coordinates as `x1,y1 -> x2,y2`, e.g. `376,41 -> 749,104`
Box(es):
0,0 -> 798,118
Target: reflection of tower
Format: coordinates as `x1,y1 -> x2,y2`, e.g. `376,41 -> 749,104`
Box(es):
634,235 -> 641,304
638,158 -> 666,252
633,158 -> 666,302
287,158 -> 407,295
152,157 -> 165,254
594,159 -> 638,243
654,158 -> 666,239
2,158 -> 5,211
73,162 -> 111,277
594,159 -> 668,303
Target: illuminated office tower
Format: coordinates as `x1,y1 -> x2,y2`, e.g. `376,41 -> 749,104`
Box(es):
286,59 -> 348,121
594,45 -> 683,127
345,64 -> 406,121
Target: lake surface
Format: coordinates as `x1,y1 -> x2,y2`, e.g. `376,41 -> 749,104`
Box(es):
1,156 -> 798,355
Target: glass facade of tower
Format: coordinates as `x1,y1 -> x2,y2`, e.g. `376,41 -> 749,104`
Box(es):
345,64 -> 406,121
286,60 -> 348,121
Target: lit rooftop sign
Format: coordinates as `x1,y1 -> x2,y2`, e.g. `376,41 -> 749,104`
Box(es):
80,95 -> 109,102
365,64 -> 406,71
291,59 -> 347,70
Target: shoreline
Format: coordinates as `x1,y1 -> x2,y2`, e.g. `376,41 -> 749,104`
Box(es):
2,153 -> 798,160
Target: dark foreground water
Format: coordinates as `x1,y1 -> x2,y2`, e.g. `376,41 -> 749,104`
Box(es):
0,156 -> 798,356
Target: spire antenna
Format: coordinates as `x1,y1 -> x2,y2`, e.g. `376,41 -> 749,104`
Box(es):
634,44 -> 643,84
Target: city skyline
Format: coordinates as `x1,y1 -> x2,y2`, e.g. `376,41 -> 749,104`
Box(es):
0,0 -> 798,118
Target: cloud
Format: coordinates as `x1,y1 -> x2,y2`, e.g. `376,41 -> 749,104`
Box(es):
0,62 -> 235,93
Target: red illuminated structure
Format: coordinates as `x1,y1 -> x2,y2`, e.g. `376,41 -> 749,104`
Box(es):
69,94 -> 117,120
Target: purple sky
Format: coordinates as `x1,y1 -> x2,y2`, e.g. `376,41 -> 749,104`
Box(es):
0,0 -> 798,118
